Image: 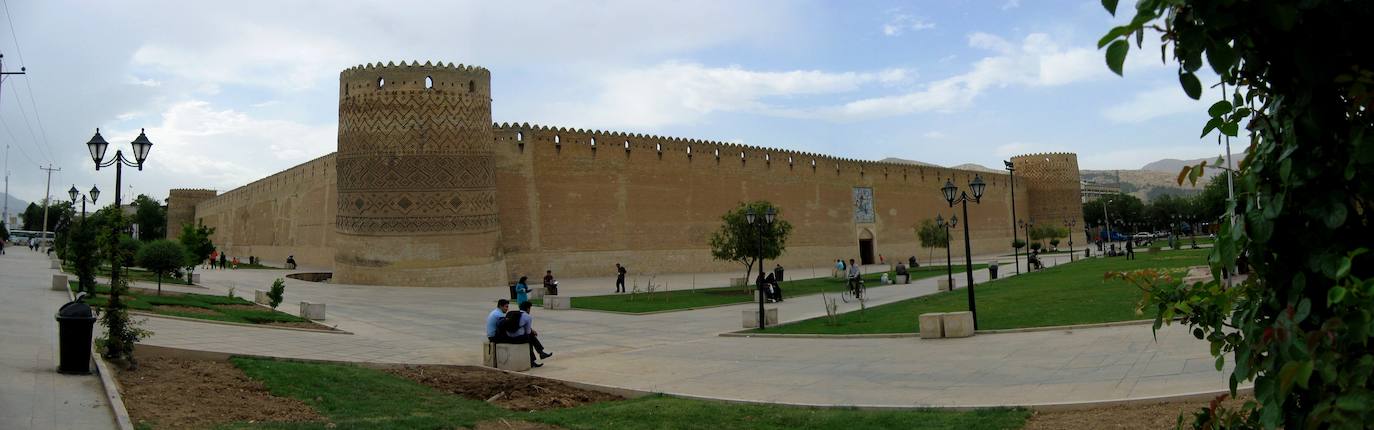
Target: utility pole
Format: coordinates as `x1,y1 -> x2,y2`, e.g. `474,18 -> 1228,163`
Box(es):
1,54 -> 27,228
39,164 -> 59,245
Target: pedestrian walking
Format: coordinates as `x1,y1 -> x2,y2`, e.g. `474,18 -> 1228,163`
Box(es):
614,263 -> 627,293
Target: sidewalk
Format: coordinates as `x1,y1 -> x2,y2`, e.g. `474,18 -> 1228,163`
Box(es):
121,251 -> 1232,407
0,250 -> 115,430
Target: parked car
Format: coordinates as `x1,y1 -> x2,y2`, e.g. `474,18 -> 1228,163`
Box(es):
1132,232 -> 1152,241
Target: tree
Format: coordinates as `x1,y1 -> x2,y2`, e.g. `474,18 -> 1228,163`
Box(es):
708,201 -> 794,283
915,219 -> 949,262
1011,238 -> 1025,251
131,194 -> 166,241
1101,0 -> 1373,428
135,240 -> 187,295
1030,225 -> 1068,247
267,278 -> 286,309
1082,193 -> 1145,229
65,220 -> 99,294
21,202 -> 41,230
20,200 -> 74,233
178,223 -> 216,282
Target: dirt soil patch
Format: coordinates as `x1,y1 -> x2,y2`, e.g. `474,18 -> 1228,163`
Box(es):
151,305 -> 220,316
473,420 -> 565,430
128,287 -> 187,296
115,356 -> 323,430
386,365 -> 623,411
216,303 -> 270,312
1023,394 -> 1252,430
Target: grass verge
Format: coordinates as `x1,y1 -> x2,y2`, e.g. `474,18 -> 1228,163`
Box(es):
222,357 -> 1030,430
758,249 -> 1208,334
569,264 -> 986,314
74,282 -> 311,325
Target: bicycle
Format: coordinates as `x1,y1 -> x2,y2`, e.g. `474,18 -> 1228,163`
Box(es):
841,276 -> 865,303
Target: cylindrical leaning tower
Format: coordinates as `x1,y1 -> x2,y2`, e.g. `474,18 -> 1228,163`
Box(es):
334,61 -> 506,287
1010,152 -> 1084,232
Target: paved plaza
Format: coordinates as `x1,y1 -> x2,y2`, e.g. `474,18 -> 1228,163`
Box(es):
2,249 -> 1234,411
0,250 -> 116,430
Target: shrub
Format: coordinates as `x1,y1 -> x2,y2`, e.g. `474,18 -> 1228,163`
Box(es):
1029,242 -> 1042,252
267,278 -> 286,309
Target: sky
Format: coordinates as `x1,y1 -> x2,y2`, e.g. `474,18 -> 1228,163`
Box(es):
0,0 -> 1236,210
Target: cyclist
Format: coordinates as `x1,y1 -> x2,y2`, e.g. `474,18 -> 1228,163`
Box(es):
846,258 -> 862,298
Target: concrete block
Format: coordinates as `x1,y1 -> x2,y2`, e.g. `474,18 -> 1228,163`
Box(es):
50,260 -> 61,270
254,290 -> 271,305
299,301 -> 326,320
543,295 -> 570,310
529,287 -> 546,301
742,308 -> 779,329
896,274 -> 910,284
918,312 -> 945,339
938,278 -> 957,291
483,342 -> 532,372
942,311 -> 975,338
51,274 -> 69,292
190,273 -> 201,284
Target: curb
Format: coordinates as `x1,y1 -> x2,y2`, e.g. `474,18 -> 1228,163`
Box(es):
128,311 -> 352,335
721,319 -> 1161,338
63,282 -> 134,430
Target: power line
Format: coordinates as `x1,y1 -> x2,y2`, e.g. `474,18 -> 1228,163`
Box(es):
0,99 -> 37,167
0,0 -> 55,164
5,81 -> 50,164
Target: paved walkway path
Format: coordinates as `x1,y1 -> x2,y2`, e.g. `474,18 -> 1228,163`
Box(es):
45,251 -> 1228,407
0,250 -> 115,429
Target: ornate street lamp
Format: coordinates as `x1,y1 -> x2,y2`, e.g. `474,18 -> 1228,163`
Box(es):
86,128 -> 152,360
745,206 -> 776,330
941,175 -> 985,329
68,185 -> 99,218
936,213 -> 957,290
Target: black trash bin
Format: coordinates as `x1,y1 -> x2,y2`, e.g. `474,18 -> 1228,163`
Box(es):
55,299 -> 96,374
988,263 -> 999,280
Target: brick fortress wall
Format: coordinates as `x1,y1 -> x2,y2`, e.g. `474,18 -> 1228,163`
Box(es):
178,60 -> 1083,286
493,125 -> 1031,280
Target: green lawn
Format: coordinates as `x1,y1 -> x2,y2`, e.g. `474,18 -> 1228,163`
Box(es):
758,249 -> 1209,334
65,264 -> 196,285
205,357 -> 1029,430
74,282 -> 310,325
569,264 -> 986,314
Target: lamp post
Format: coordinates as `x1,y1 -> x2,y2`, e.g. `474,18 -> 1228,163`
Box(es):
68,185 -> 99,218
936,213 -> 957,290
745,206 -> 776,330
1003,160 -> 1019,275
1101,198 -> 1114,245
941,175 -> 986,329
85,128 -> 152,360
1064,219 -> 1077,261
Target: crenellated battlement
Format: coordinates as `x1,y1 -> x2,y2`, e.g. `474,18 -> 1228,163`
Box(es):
340,60 -> 491,98
491,122 -> 1008,182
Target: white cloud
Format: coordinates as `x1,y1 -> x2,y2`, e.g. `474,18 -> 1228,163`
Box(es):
1001,0 -> 1021,10
547,62 -> 915,128
797,33 -> 1105,121
106,100 -> 336,190
923,131 -> 946,139
1102,84 -> 1205,123
882,11 -> 936,36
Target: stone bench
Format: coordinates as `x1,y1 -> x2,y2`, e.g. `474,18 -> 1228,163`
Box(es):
896,274 -> 910,284
918,311 -> 975,339
50,260 -> 61,270
938,278 -> 957,291
254,290 -> 271,306
483,342 -> 532,372
52,274 -> 68,292
190,273 -> 201,284
543,295 -> 570,310
299,301 -> 326,320
742,308 -> 779,329
529,287 -> 546,301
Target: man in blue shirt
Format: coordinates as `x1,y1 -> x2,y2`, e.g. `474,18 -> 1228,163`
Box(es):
485,299 -> 510,342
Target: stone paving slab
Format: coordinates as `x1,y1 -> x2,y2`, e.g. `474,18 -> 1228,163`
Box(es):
0,251 -> 115,430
